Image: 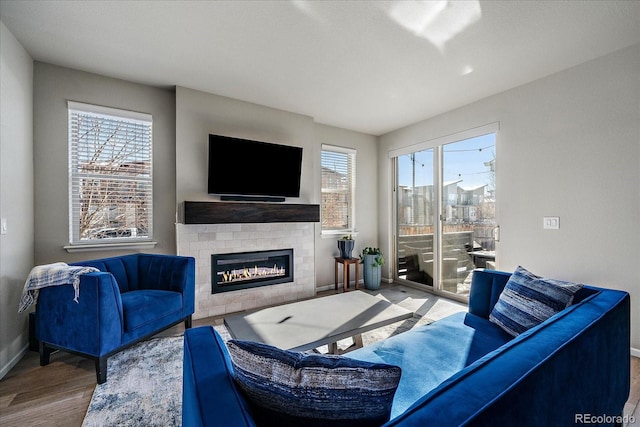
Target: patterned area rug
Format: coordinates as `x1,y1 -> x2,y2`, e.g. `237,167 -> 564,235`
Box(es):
82,336 -> 185,427
82,317 -> 432,425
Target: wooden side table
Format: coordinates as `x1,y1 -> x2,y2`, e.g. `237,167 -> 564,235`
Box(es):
334,257 -> 359,292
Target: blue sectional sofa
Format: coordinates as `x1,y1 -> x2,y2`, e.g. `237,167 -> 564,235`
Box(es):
36,253 -> 195,384
182,269 -> 630,426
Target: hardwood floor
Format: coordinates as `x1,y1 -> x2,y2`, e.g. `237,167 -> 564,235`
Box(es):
0,315 -> 217,427
627,356 -> 640,426
1,286 -> 639,426
0,350 -> 96,426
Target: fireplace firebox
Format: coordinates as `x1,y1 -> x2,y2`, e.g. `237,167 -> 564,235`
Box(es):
211,249 -> 294,293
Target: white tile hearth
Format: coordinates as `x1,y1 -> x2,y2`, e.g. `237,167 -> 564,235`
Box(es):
176,222 -> 316,319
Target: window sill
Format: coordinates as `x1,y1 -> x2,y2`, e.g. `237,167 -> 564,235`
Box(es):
321,231 -> 358,239
64,241 -> 158,253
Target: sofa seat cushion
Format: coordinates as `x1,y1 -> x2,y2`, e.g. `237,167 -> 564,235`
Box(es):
489,266 -> 584,337
227,339 -> 401,427
346,311 -> 512,419
121,289 -> 183,333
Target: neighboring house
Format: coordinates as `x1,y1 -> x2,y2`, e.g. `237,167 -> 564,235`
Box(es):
320,165 -> 349,230
78,161 -> 151,240
399,180 -> 493,227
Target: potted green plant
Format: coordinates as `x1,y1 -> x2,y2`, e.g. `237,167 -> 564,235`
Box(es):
360,247 -> 384,290
337,234 -> 355,259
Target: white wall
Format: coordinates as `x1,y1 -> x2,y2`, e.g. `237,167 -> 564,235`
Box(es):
379,44 -> 640,350
32,63 -> 177,263
313,123 -> 378,288
0,21 -> 34,378
175,86 -> 316,204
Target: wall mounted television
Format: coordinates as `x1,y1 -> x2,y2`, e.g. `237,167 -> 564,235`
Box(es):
208,134 -> 303,202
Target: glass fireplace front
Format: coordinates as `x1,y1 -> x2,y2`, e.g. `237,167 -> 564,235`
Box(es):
211,249 -> 294,293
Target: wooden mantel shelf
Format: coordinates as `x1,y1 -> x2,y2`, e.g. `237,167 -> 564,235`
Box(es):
183,201 -> 320,224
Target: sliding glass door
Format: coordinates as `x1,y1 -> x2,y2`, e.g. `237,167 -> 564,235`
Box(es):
396,149 -> 438,287
395,131 -> 496,300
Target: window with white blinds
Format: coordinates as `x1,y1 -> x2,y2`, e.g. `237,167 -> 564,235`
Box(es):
321,145 -> 356,233
68,101 -> 153,244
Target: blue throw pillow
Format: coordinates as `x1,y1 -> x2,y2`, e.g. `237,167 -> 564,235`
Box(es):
227,339 -> 401,427
489,266 -> 584,337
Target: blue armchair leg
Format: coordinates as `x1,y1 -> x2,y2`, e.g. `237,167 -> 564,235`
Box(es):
96,356 -> 108,384
185,315 -> 192,329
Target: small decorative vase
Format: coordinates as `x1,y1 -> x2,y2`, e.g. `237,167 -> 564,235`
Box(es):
337,239 -> 355,259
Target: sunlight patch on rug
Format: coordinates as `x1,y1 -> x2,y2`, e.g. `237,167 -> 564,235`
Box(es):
315,314 -> 433,353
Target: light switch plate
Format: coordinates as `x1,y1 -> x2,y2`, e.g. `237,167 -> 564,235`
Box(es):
543,216 -> 560,230
1,218 -> 7,235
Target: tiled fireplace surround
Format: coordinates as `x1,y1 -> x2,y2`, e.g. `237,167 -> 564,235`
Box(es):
176,222 -> 316,319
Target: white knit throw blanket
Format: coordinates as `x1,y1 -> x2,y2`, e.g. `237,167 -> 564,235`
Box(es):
18,262 -> 99,313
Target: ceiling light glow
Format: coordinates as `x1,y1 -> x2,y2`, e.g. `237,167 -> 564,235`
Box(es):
461,65 -> 474,75
386,0 -> 482,51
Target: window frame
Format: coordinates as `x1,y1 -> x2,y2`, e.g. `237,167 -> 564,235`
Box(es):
65,101 -> 156,252
320,144 -> 356,236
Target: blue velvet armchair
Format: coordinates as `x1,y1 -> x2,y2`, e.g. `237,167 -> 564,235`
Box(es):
36,253 -> 195,384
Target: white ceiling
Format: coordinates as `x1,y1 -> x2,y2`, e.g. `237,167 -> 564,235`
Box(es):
2,0 -> 639,135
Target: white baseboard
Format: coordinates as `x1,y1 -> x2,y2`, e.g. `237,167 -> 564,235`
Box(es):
316,277 -> 392,294
0,342 -> 29,380
631,347 -> 640,358
315,284 -> 335,293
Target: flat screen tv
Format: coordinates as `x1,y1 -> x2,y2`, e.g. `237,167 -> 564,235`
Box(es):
208,134 -> 303,202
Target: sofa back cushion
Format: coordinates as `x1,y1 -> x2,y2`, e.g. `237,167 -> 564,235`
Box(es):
468,269 -> 512,319
137,254 -> 189,292
227,340 -> 401,427
72,255 -> 139,293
